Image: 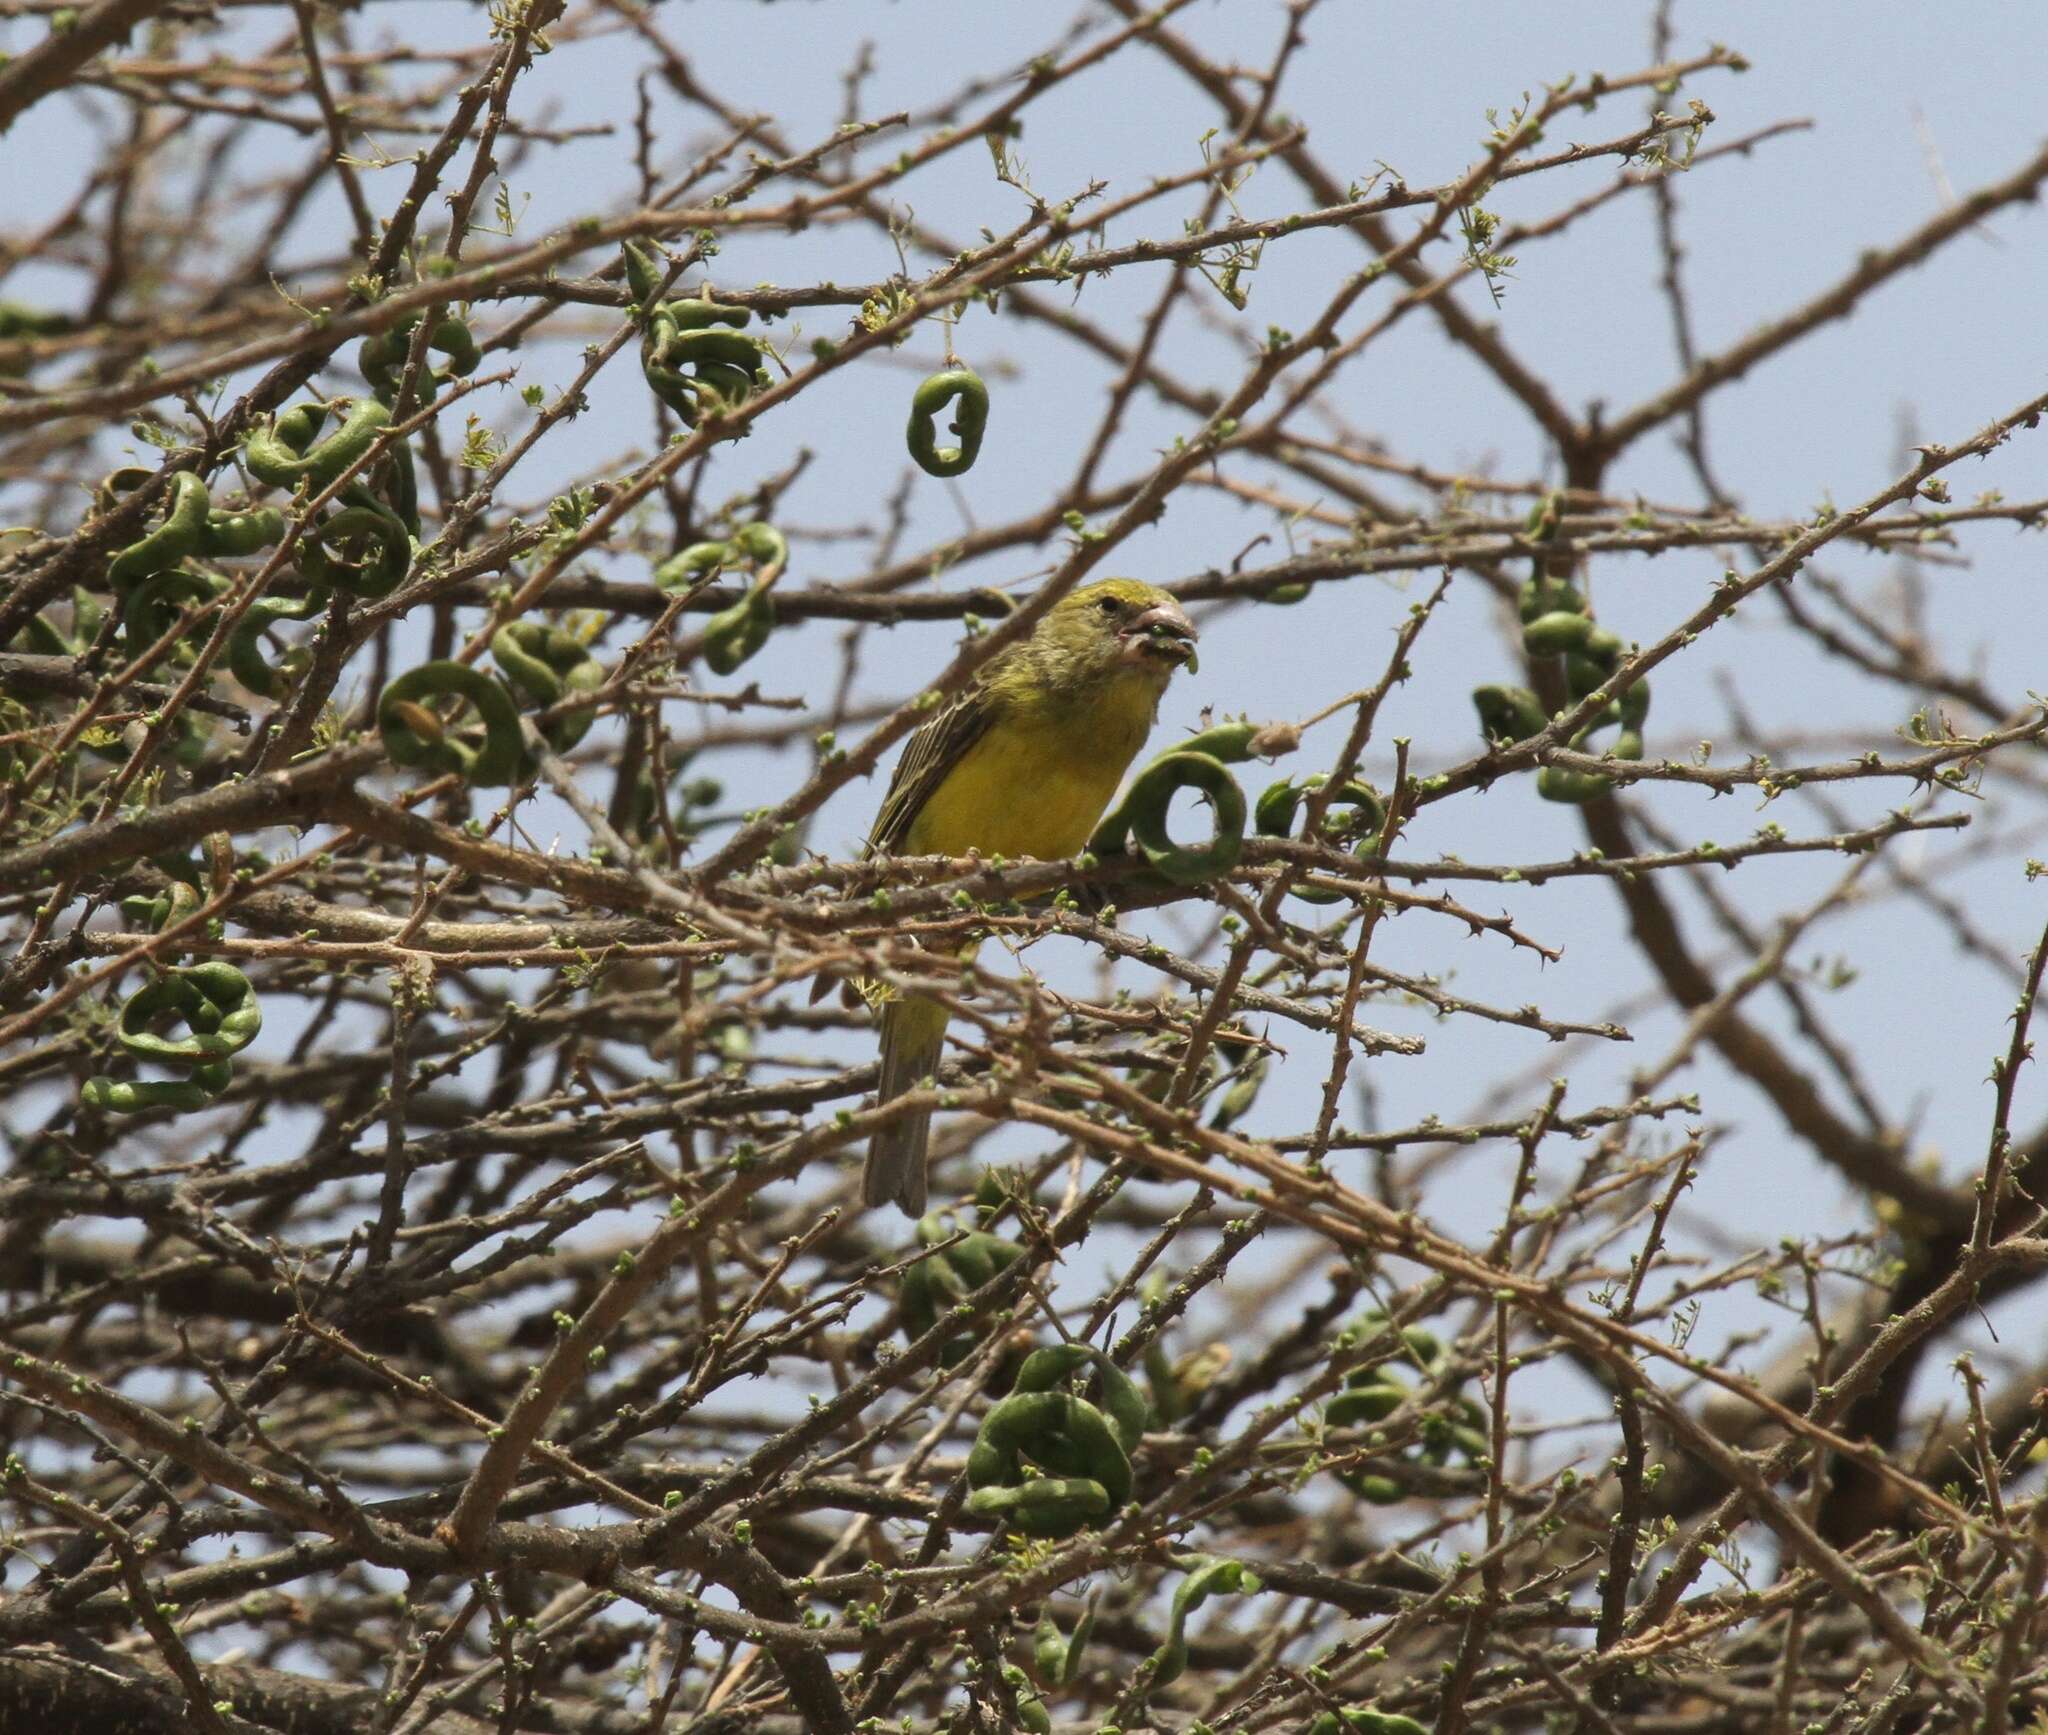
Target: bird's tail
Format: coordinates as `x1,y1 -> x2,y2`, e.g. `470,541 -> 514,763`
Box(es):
863,993 -> 945,1216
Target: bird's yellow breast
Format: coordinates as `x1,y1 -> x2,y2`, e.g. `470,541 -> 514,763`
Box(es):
905,674 -> 1159,862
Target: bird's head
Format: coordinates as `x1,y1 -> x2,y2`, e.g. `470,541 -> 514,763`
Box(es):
1034,578 -> 1199,689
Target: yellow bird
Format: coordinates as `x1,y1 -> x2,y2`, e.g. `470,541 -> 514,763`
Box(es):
858,578 -> 1199,1215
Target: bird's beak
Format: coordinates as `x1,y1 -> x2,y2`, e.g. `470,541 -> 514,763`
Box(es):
1121,599 -> 1199,671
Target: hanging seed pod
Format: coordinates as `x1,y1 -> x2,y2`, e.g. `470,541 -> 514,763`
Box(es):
299,491 -> 413,599
490,621 -> 606,751
82,962 -> 260,1116
358,312 -> 480,409
244,398 -> 392,493
906,367 -> 989,477
106,471 -> 210,588
964,1347 -> 1147,1539
229,590 -> 325,698
1148,1556 -> 1263,1686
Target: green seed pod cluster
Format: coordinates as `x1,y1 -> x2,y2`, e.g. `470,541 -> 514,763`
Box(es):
623,241 -> 773,436
1324,1311 -> 1487,1505
898,1211 -> 1026,1365
490,621 -> 606,752
965,1344 -> 1148,1539
906,367 -> 989,477
1471,569 -> 1650,803
81,961 -> 261,1116
1256,772 -> 1385,904
298,493 -> 413,599
244,397 -> 418,592
358,311 -> 480,413
8,468 -> 297,765
122,565 -> 224,662
656,521 -> 788,675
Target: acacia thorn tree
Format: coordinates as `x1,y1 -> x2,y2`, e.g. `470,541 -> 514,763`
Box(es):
4,2 -> 2048,1731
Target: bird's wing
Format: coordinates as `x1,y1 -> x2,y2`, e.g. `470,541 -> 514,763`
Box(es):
864,679 -> 998,857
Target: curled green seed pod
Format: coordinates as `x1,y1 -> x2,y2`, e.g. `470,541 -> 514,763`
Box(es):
1209,1042 -> 1268,1131
106,472 -> 210,588
94,465 -> 155,515
1090,750 -> 1247,886
1303,777 -> 1383,865
674,527 -> 785,675
119,878 -> 202,934
123,566 -> 224,659
1032,1596 -> 1096,1690
1266,581 -> 1310,603
358,313 -> 480,407
1471,683 -> 1548,747
702,585 -> 775,675
1481,572 -> 1652,803
243,398 -> 391,493
229,590 -> 324,699
964,1392 -> 1132,1539
1325,1311 -> 1483,1500
1517,572 -> 1581,623
664,326 -> 767,372
621,238 -> 666,307
964,1345 -> 1146,1538
1255,774 -> 1384,903
1173,718 -> 1260,764
899,1220 -> 1025,1364
625,250 -> 770,434
1149,1556 -> 1262,1686
490,621 -> 605,750
669,297 -> 752,332
1564,650 -> 1610,702
907,367 -> 988,477
15,608 -> 77,657
1327,1376 -> 1408,1431
1521,609 -> 1596,657
299,494 -> 412,599
726,521 -> 787,571
378,661 -> 524,786
1535,763 -> 1616,804
82,1060 -> 232,1116
1341,1309 -> 1443,1372
653,540 -> 732,595
198,504 -> 285,558
1011,1344 -> 1149,1455
683,358 -> 763,413
112,962 -> 262,1066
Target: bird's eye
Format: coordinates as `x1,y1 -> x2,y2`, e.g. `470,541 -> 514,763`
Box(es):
1096,596 -> 1122,615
